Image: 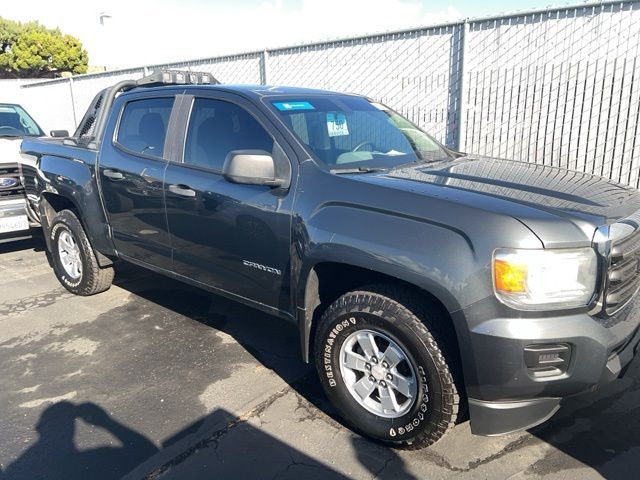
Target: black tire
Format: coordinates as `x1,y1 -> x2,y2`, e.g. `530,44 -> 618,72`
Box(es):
49,209 -> 114,296
314,285 -> 461,448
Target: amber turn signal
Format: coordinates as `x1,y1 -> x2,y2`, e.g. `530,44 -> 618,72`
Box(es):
494,259 -> 527,293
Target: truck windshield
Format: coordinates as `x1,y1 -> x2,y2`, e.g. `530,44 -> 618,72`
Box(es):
0,104 -> 44,138
269,96 -> 452,170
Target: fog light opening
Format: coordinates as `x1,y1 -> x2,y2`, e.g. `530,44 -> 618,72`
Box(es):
524,344 -> 572,379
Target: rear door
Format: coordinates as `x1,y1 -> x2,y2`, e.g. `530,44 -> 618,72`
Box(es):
163,93 -> 296,311
97,93 -> 177,270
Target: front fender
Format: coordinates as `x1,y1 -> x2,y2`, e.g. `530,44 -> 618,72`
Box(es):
293,197 -> 543,362
297,201 -> 487,313
293,207 -> 474,363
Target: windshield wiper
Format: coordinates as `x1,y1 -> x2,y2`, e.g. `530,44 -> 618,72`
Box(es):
330,167 -> 388,174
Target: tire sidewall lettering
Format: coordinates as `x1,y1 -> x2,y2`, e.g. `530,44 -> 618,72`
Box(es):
398,364 -> 429,436
323,315 -> 359,388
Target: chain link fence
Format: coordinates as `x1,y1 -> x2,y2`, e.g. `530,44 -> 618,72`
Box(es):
12,0 -> 640,187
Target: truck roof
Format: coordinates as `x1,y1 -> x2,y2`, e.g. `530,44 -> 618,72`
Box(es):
72,70 -> 363,145
121,83 -> 356,100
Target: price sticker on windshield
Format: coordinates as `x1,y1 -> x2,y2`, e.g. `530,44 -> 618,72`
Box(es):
327,112 -> 349,137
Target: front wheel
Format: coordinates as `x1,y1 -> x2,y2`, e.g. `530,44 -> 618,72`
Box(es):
49,209 -> 114,296
314,286 -> 461,448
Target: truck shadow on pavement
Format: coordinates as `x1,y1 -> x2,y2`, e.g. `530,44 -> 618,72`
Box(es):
0,401 -> 355,480
110,261 -> 341,424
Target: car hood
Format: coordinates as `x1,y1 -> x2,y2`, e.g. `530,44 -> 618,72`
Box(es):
368,156 -> 640,246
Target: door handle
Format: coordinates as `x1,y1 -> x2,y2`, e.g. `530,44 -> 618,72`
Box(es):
103,169 -> 124,180
169,184 -> 196,198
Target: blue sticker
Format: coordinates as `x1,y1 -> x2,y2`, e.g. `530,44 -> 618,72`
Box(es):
273,101 -> 315,111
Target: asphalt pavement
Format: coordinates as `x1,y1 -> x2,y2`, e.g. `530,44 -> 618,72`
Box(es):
1,235 -> 639,479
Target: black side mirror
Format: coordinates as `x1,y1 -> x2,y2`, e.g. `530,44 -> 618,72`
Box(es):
223,150 -> 287,188
50,130 -> 70,138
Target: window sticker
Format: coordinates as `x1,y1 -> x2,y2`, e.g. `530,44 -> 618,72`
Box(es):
327,112 -> 349,137
273,101 -> 315,111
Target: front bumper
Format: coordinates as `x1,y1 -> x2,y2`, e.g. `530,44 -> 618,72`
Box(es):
454,293 -> 640,436
0,198 -> 32,243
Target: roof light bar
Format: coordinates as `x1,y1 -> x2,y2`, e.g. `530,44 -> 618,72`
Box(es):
136,70 -> 219,87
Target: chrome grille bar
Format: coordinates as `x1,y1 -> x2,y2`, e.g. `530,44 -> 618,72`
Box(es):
604,223 -> 640,316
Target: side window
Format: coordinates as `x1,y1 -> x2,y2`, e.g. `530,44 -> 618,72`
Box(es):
184,98 -> 274,171
116,97 -> 174,159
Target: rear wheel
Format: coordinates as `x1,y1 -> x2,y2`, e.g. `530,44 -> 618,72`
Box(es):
49,209 -> 114,296
314,286 -> 461,448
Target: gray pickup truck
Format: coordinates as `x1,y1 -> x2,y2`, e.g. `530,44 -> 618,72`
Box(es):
21,71 -> 640,448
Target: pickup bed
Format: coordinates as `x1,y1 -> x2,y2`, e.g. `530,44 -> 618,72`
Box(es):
21,70 -> 640,448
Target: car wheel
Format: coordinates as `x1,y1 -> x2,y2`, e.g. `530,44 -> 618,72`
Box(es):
50,209 -> 114,296
314,285 -> 461,448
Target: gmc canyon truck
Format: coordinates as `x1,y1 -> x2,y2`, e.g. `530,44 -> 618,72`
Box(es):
0,103 -> 44,242
21,71 -> 640,448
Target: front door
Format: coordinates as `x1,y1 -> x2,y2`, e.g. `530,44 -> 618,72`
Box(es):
164,95 -> 294,310
98,95 -> 175,270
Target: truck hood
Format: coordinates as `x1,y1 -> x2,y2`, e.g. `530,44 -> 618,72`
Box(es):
374,156 -> 640,246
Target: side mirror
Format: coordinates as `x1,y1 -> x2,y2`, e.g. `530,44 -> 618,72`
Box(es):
223,150 -> 286,187
50,130 -> 70,138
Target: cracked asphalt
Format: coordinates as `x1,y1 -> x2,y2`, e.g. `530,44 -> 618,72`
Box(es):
1,236 -> 639,479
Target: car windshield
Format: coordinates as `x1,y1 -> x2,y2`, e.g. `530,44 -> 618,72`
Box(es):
269,96 -> 452,170
0,104 -> 44,138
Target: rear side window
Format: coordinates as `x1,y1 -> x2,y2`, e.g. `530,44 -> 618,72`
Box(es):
184,98 -> 274,171
116,97 -> 174,158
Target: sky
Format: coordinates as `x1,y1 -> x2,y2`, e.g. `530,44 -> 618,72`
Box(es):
2,0 -> 571,69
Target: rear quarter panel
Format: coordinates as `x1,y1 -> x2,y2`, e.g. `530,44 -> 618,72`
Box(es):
20,138 -> 116,258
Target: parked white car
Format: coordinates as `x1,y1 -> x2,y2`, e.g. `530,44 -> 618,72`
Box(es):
0,103 -> 44,242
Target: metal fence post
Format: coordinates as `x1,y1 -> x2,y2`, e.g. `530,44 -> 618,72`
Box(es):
260,50 -> 269,85
456,20 -> 469,152
68,76 -> 78,129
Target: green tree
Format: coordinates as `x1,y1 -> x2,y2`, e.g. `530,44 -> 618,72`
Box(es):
0,17 -> 88,78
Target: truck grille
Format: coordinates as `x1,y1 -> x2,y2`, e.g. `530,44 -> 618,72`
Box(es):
0,165 -> 24,199
605,227 -> 640,315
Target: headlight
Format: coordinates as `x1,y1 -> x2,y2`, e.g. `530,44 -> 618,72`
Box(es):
493,248 -> 597,310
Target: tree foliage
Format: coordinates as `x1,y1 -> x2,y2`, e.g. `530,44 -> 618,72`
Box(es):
0,17 -> 88,78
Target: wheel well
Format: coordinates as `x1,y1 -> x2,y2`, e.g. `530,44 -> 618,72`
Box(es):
39,193 -> 114,268
303,262 -> 467,417
40,193 -> 78,226
304,262 -> 457,358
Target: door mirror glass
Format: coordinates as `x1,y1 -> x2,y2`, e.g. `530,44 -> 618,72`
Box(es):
223,150 -> 284,187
